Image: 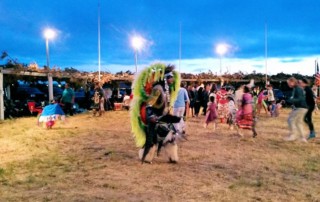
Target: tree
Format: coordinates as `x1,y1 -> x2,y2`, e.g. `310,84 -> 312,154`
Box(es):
65,67 -> 80,73
1,51 -> 8,60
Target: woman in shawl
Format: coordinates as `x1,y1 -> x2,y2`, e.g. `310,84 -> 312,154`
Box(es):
216,87 -> 229,123
236,85 -> 257,137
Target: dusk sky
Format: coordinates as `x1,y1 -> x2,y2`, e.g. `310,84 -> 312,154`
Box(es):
1,0 -> 320,75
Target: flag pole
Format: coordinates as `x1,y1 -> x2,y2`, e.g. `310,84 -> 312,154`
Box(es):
265,22 -> 268,85
98,0 -> 101,82
317,59 -> 319,97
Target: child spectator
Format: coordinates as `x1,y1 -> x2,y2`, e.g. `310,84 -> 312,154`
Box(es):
227,96 -> 237,130
270,101 -> 277,117
266,84 -> 275,108
256,89 -> 268,116
271,100 -> 285,117
204,96 -> 218,130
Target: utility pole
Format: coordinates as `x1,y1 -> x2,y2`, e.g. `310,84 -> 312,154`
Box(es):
0,68 -> 4,120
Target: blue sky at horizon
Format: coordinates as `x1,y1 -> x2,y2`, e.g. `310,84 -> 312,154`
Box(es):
1,0 -> 320,75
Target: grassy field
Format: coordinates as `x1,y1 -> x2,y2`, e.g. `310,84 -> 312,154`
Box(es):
0,109 -> 320,202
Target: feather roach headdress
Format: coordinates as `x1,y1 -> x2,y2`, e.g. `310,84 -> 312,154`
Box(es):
130,63 -> 180,147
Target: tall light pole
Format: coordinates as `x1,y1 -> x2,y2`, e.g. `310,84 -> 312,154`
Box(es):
215,44 -> 228,75
131,36 -> 145,73
97,0 -> 101,81
44,28 -> 56,102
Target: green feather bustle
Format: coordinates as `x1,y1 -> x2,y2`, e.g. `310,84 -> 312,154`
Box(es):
130,63 -> 181,147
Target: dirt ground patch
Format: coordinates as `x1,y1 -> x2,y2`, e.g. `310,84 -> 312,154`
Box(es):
1,110 -> 320,201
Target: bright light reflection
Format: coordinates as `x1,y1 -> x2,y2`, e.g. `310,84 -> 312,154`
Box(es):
216,44 -> 228,56
131,36 -> 145,51
44,28 -> 56,39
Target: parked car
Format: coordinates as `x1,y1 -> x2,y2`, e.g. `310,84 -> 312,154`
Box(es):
74,89 -> 93,109
4,98 -> 25,118
263,89 -> 286,102
37,85 -> 64,102
13,86 -> 47,103
10,86 -> 47,116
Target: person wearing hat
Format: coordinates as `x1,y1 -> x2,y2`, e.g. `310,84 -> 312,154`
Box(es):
139,65 -> 181,163
92,82 -> 105,116
299,78 -> 316,139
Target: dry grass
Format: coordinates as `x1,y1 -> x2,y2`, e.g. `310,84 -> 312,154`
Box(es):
0,109 -> 320,202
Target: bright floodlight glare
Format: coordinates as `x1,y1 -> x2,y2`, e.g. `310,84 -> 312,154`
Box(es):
131,36 -> 145,51
216,44 -> 228,56
44,28 -> 56,39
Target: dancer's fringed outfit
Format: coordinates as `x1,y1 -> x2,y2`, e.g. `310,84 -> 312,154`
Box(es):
130,63 -> 181,163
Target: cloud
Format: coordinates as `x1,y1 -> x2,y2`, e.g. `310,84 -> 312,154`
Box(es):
280,58 -> 303,63
61,55 -> 320,76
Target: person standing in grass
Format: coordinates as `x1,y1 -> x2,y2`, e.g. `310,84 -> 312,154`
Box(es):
311,85 -> 319,114
256,88 -> 268,116
227,96 -> 237,130
266,84 -> 275,110
234,85 -> 244,110
92,82 -> 105,117
204,96 -> 218,130
216,86 -> 229,123
194,83 -> 204,117
209,83 -> 217,104
61,83 -> 75,116
284,77 -> 308,142
299,78 -> 316,139
173,82 -> 190,134
236,85 -> 256,137
201,83 -> 210,116
187,85 -> 195,117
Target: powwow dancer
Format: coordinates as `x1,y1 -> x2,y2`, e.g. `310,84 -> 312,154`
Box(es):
236,82 -> 257,138
38,103 -> 66,129
92,82 -> 105,117
216,87 -> 229,123
227,96 -> 237,130
130,63 -> 181,164
204,96 -> 218,130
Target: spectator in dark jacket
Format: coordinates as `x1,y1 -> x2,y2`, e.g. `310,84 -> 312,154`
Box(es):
300,78 -> 316,139
194,83 -> 204,117
201,83 -> 210,115
61,83 -> 75,116
187,85 -> 195,117
284,77 -> 308,142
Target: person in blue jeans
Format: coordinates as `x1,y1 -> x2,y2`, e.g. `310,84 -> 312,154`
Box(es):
285,77 -> 308,142
173,82 -> 190,135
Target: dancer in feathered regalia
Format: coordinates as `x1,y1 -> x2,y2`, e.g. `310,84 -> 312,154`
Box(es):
130,63 -> 181,163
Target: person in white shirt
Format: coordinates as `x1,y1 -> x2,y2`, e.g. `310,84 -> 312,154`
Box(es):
173,83 -> 190,135
267,84 -> 275,102
122,92 -> 131,110
234,85 -> 244,110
